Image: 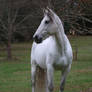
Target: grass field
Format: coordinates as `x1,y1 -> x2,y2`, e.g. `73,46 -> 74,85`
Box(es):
0,36 -> 92,92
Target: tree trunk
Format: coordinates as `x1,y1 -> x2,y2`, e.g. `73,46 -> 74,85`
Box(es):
7,23 -> 12,60
7,37 -> 12,60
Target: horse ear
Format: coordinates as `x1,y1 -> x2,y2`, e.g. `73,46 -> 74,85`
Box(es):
46,7 -> 54,20
44,7 -> 54,21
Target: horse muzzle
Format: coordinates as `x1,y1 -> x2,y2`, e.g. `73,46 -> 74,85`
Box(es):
33,35 -> 42,43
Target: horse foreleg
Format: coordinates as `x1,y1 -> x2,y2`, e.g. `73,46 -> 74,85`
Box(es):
47,64 -> 54,92
60,65 -> 71,92
31,62 -> 36,92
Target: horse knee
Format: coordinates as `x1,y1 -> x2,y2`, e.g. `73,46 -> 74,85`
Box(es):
48,83 -> 54,92
31,80 -> 35,86
60,85 -> 64,92
48,86 -> 53,92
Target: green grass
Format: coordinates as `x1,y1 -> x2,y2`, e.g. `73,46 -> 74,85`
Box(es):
0,36 -> 92,92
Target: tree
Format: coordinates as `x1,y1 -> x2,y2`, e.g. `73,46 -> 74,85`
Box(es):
0,0 -> 40,59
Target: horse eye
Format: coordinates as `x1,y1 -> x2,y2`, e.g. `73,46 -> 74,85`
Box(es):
45,20 -> 50,24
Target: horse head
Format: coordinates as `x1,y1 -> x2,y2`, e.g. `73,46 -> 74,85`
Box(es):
33,8 -> 59,43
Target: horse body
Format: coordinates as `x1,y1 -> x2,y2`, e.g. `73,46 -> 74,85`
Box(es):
31,35 -> 72,69
31,8 -> 73,92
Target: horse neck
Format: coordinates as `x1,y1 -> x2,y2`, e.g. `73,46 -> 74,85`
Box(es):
54,23 -> 65,56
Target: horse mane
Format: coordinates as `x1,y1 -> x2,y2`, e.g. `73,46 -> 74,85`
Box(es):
44,7 -> 65,35
54,12 -> 65,35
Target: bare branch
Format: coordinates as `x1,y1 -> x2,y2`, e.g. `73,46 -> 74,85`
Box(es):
0,18 -> 7,30
15,14 -> 33,28
12,8 -> 19,24
81,16 -> 92,23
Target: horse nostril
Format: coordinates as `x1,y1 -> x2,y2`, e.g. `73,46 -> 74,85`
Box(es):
35,35 -> 38,40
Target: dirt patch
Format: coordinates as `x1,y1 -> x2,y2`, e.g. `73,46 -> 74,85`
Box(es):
74,68 -> 92,73
80,88 -> 92,92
